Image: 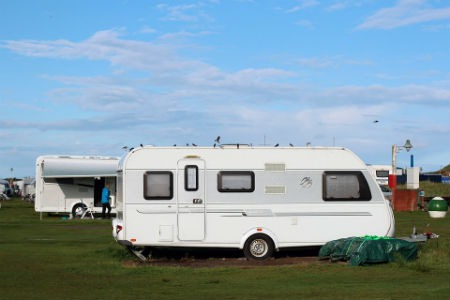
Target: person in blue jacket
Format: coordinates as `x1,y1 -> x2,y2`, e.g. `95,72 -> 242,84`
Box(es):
101,184 -> 111,219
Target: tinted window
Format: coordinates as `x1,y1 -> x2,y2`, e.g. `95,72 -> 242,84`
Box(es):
185,165 -> 199,191
143,171 -> 173,200
218,171 -> 255,192
323,171 -> 371,201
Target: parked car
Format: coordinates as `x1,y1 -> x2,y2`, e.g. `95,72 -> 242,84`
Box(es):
380,185 -> 392,202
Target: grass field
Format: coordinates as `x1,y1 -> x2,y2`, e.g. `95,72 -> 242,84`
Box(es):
0,199 -> 449,299
398,180 -> 450,198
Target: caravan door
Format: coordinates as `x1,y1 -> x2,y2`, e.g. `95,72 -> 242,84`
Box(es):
177,158 -> 205,241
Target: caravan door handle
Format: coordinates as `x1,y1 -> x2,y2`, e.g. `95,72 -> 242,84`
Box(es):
193,198 -> 203,204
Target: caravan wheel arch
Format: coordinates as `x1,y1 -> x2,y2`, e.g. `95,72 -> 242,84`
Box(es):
240,227 -> 279,251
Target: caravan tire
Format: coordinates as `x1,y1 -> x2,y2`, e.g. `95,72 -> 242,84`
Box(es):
243,234 -> 274,260
72,203 -> 87,218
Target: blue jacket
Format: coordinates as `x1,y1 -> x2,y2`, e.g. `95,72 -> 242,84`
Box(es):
101,187 -> 110,204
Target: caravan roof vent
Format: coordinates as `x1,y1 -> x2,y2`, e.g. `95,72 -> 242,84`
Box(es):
264,185 -> 286,194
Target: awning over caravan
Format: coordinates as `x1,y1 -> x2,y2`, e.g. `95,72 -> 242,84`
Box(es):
40,156 -> 119,178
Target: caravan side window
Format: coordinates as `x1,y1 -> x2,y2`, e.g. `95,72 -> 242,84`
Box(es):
217,171 -> 255,192
323,171 -> 371,201
143,171 -> 173,200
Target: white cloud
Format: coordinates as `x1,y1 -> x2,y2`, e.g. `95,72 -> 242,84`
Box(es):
140,26 -> 157,34
326,0 -> 370,12
326,1 -> 349,11
297,57 -> 335,68
2,28 -> 449,175
294,19 -> 314,29
156,3 -> 214,22
325,84 -> 450,104
2,29 -> 209,76
357,0 -> 450,29
286,0 -> 319,13
158,30 -> 214,41
3,30 -> 448,121
295,104 -> 388,128
295,56 -> 373,69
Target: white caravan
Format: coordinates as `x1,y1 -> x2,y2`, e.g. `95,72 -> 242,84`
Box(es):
367,164 -> 400,186
35,155 -> 118,217
22,177 -> 36,198
0,179 -> 9,195
113,146 -> 395,260
14,177 -> 35,198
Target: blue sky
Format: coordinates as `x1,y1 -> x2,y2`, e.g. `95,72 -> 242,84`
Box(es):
1,0 -> 449,178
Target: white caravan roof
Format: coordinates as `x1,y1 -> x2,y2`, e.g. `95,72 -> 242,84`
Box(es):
122,146 -> 367,170
37,155 -> 119,178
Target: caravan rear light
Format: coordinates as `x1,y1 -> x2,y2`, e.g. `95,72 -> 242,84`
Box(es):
116,225 -> 123,234
130,238 -> 136,242
257,227 -> 263,232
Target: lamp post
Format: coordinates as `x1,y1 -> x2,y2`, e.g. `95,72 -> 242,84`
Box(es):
10,167 -> 14,190
391,139 -> 413,206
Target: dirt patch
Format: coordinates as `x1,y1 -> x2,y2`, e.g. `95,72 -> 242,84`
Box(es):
122,247 -> 326,268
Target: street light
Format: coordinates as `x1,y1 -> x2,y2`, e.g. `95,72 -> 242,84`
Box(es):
392,139 -> 413,178
391,139 -> 413,206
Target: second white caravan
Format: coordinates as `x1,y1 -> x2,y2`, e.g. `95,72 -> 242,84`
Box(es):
113,146 -> 395,260
35,155 -> 119,217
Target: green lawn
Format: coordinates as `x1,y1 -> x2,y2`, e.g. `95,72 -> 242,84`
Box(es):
0,199 -> 449,299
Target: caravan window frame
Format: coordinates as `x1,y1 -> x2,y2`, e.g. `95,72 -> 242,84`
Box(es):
322,171 -> 372,201
217,171 -> 255,193
143,171 -> 173,200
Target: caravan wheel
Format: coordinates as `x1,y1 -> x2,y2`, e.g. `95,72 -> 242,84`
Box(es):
72,203 -> 87,218
243,234 -> 274,260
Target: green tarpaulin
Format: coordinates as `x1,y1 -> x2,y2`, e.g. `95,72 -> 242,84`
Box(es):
318,236 -> 418,266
